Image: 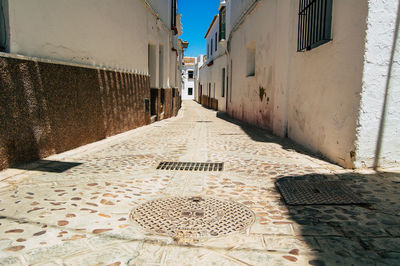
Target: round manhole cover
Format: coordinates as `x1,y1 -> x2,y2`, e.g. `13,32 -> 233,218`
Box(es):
130,196 -> 255,241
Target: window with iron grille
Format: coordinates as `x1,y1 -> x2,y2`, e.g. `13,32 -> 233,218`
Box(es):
219,7 -> 226,41
297,0 -> 333,52
221,68 -> 225,97
215,32 -> 218,51
171,0 -> 177,35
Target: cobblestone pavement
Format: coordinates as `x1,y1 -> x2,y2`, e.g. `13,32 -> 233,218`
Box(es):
0,100 -> 399,265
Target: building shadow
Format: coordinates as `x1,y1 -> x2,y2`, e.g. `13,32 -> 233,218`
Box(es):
272,171 -> 400,265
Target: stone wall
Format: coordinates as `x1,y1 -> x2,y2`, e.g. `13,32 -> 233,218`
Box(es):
201,95 -> 218,111
150,88 -> 181,121
0,54 -> 152,171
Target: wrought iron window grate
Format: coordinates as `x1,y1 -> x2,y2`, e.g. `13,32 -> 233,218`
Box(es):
297,0 -> 332,52
156,162 -> 224,171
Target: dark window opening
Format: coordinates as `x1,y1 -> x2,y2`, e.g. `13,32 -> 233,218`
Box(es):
215,32 -> 218,51
0,0 -> 8,52
297,0 -> 333,52
211,39 -> 213,56
171,0 -> 177,34
188,88 -> 193,95
221,68 -> 225,97
188,70 -> 194,79
219,7 -> 226,41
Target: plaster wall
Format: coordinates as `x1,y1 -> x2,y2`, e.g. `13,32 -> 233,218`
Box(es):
146,0 -> 171,29
225,0 -> 254,40
228,0 -> 282,130
355,0 -> 400,168
6,0 -> 173,84
206,17 -> 225,63
182,65 -> 195,100
199,55 -> 227,112
227,0 -> 368,168
287,0 -> 368,168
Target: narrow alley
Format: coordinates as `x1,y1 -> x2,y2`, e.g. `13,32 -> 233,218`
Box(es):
0,101 -> 399,265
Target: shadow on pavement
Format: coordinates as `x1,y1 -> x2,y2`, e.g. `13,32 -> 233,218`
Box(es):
274,171 -> 400,265
11,160 -> 82,173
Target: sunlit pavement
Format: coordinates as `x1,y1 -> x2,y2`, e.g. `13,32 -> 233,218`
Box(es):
0,100 -> 399,265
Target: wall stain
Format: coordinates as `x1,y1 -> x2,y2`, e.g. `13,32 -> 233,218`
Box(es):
259,86 -> 266,101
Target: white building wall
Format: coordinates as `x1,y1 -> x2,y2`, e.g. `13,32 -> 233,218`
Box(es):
225,0 -> 374,168
6,0 -> 176,90
355,0 -> 400,168
182,64 -> 195,100
206,17 -> 225,64
146,0 -> 171,29
199,55 -> 227,112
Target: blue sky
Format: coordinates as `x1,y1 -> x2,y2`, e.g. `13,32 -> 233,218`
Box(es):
178,0 -> 220,57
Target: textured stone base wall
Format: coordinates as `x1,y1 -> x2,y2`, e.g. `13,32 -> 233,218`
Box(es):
201,95 -> 218,111
150,88 -> 181,121
0,55 -> 152,170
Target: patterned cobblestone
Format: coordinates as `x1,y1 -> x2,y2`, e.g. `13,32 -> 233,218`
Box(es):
0,101 -> 399,265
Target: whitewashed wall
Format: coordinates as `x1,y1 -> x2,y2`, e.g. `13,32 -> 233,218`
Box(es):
205,16 -> 225,64
6,0 -> 175,90
182,64 -> 195,100
226,0 -> 370,168
199,55 -> 227,112
355,0 -> 400,168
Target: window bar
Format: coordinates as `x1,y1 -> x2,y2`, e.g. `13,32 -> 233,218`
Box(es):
312,0 -> 317,45
310,0 -> 314,49
297,0 -> 302,51
316,0 -> 322,41
322,0 -> 327,40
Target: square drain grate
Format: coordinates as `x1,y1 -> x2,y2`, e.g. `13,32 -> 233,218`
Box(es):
157,162 -> 223,171
276,179 -> 366,205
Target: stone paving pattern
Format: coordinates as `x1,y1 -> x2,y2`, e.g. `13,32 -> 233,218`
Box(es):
0,101 -> 399,265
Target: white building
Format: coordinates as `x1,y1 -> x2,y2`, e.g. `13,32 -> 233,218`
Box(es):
199,13 -> 228,112
194,55 -> 205,102
182,57 -> 196,100
0,0 -> 183,92
199,0 -> 400,169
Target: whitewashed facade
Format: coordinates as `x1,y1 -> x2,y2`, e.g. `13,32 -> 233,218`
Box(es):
199,0 -> 400,169
182,57 -> 195,100
0,0 -> 183,91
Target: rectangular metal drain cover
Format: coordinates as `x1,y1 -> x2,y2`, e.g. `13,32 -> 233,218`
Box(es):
276,180 -> 366,205
157,162 -> 223,171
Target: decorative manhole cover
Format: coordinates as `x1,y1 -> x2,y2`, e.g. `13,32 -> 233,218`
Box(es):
276,179 -> 366,205
130,196 -> 255,242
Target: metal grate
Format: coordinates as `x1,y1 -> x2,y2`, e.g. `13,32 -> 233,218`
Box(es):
157,162 -> 223,171
297,0 -> 332,52
130,196 -> 255,242
276,179 -> 366,205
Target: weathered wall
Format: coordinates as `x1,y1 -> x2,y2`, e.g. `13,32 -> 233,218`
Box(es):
227,0 -> 280,130
0,54 -> 151,171
226,0 -> 369,168
354,0 -> 400,168
287,0 -> 368,168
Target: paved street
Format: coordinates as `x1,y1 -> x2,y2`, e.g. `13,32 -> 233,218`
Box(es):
0,100 -> 399,265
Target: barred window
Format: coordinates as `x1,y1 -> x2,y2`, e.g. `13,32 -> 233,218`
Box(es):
297,0 -> 333,52
219,7 -> 226,41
